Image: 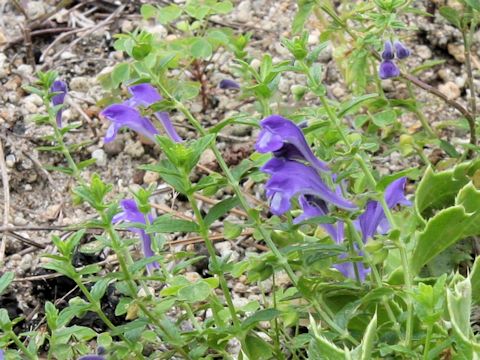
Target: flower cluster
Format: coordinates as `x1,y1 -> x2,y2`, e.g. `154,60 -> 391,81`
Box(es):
113,199 -> 160,273
256,115 -> 410,280
101,83 -> 182,143
256,115 -> 356,216
379,40 -> 411,79
50,80 -> 68,128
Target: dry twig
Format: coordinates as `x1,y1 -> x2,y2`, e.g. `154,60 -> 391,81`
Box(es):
0,137 -> 10,264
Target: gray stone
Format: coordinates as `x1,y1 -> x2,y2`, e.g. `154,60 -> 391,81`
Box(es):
92,149 -> 107,167
124,140 -> 145,158
236,0 -> 251,23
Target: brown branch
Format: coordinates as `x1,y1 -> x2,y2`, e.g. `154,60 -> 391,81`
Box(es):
0,138 -> 10,264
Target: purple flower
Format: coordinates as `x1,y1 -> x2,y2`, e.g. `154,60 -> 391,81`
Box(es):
101,83 -> 182,143
394,40 -> 411,60
381,41 -> 394,60
219,79 -> 240,90
261,158 -> 356,215
379,60 -> 400,79
113,199 -> 160,273
256,115 -> 330,172
358,177 -> 411,241
50,80 -> 68,128
78,356 -> 105,360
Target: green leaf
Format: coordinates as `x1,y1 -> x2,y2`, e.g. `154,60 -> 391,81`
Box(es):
140,4 -> 157,19
412,182 -> 480,274
244,333 -> 273,360
191,38 -> 213,59
337,93 -> 378,118
465,0 -> 480,11
178,280 -> 211,303
292,0 -> 315,34
372,110 -> 396,127
360,312 -> 377,360
242,308 -> 281,328
90,278 -> 111,301
157,4 -> 183,24
439,6 -> 461,28
204,197 -> 240,227
111,63 -> 130,88
0,272 -> 14,295
376,168 -> 419,192
147,215 -> 199,234
447,277 -> 477,347
213,1 -> 233,14
415,164 -> 470,221
224,221 -> 243,240
470,257 -> 480,304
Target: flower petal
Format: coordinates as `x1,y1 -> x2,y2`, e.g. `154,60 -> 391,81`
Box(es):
257,115 -> 330,172
381,41 -> 394,60
394,40 -> 411,60
101,104 -> 158,142
128,83 -> 162,107
379,60 -> 400,79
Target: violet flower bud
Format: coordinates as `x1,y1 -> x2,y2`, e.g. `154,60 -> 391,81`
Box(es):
219,79 -> 240,90
357,177 -> 410,241
394,40 -> 411,60
381,41 -> 394,60
50,80 -> 68,128
78,356 -> 105,360
256,115 -> 330,172
113,199 -> 160,273
379,60 -> 400,79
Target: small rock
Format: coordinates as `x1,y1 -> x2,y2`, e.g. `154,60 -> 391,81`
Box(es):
124,140 -> 145,158
199,148 -> 216,165
19,254 -> 33,272
25,94 -> 43,107
143,171 -> 160,184
92,149 -> 107,167
438,81 -> 461,100
0,30 -> 6,45
236,0 -> 251,23
26,1 -> 46,18
318,44 -> 333,63
121,20 -> 134,33
13,215 -> 27,226
185,271 -> 201,283
250,58 -> 261,71
16,64 -> 33,79
232,296 -> 249,308
233,282 -> 247,293
133,170 -> 145,185
5,154 -> 15,168
416,45 -> 432,60
447,43 -> 465,63
70,77 -> 91,92
60,51 -> 76,60
225,124 -> 252,137
331,85 -> 346,98
215,241 -> 232,254
103,136 -> 125,156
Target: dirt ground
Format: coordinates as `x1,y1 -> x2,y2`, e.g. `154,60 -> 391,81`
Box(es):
0,0 -> 477,343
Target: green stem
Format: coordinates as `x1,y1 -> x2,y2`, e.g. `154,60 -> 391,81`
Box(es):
186,192 -> 241,328
345,219 -> 402,339
405,81 -> 436,138
149,74 -> 357,344
8,330 -> 36,360
422,324 -> 433,360
103,219 -> 192,359
354,154 -> 414,347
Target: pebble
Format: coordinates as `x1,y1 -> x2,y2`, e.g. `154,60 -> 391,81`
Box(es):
0,53 -> 8,79
26,1 -> 46,18
5,154 -> 15,168
16,64 -> 33,78
215,241 -> 232,254
236,0 -> 251,23
447,43 -> 465,63
103,135 -> 125,156
92,149 -> 107,167
13,215 -> 27,226
438,81 -> 461,100
232,296 -> 249,308
318,44 -> 333,63
143,170 -> 160,184
19,254 -> 33,272
60,51 -> 76,60
416,45 -> 432,60
185,271 -> 201,283
70,77 -> 92,92
199,148 -> 216,165
124,140 -> 145,158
